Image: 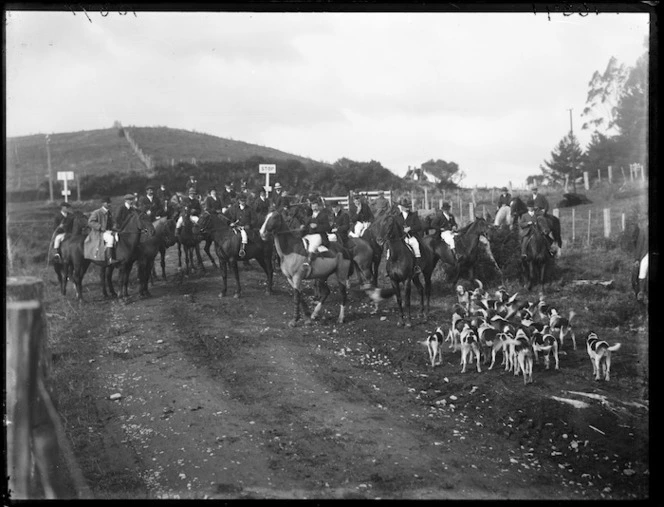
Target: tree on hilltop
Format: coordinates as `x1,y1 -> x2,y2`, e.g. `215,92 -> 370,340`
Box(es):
540,134 -> 586,191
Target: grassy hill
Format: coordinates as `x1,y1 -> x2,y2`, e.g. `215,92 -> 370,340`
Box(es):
5,126 -> 324,191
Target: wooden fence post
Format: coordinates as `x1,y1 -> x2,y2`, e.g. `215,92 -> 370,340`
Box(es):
424,187 -> 428,211
621,166 -> 626,182
469,202 -> 474,220
572,208 -> 575,243
410,190 -> 415,209
491,188 -> 495,204
587,209 -> 592,246
483,205 -> 486,219
76,173 -> 81,202
583,171 -> 590,190
603,208 -> 611,238
608,165 -> 613,183
621,213 -> 626,232
597,168 -> 601,183
439,198 -> 443,209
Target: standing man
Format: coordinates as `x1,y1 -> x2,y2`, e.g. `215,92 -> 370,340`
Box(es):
329,201 -> 351,248
301,196 -> 331,271
139,184 -> 162,219
531,187 -> 550,215
203,186 -> 223,215
253,187 -> 270,224
270,182 -> 283,209
229,193 -> 258,258
52,201 -> 75,263
87,197 -> 119,265
371,190 -> 390,217
395,198 -> 424,273
349,195 -> 374,238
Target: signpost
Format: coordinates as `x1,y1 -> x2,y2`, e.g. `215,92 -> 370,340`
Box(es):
259,164 -> 276,195
57,171 -> 74,203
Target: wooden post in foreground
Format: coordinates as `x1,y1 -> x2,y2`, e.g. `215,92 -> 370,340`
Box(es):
622,213 -> 626,232
603,208 -> 611,238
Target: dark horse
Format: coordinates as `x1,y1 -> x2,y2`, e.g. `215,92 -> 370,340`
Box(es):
373,212 -> 435,327
358,210 -> 395,287
177,209 -> 206,275
58,211 -> 155,300
137,217 -> 177,297
260,210 -> 352,327
53,212 -> 90,300
510,196 -> 562,250
522,216 -> 554,293
451,217 -> 502,285
197,211 -> 274,298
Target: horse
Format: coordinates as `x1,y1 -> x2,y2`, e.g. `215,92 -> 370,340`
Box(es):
138,217 -> 177,296
522,217 -> 553,293
452,217 -> 502,285
358,210 -> 396,287
259,210 -> 352,327
421,230 -> 458,281
197,211 -> 274,298
372,213 -> 435,327
176,209 -> 206,275
511,196 -> 562,249
61,211 -> 155,299
53,212 -> 91,300
494,204 -> 512,228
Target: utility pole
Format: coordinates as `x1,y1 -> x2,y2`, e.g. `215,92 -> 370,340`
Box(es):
46,134 -> 54,202
568,108 -> 577,193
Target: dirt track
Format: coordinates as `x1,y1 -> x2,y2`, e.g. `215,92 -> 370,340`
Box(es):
67,255 -> 648,499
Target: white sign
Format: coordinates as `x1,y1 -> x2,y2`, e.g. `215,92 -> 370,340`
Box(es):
61,190 -> 71,196
57,171 -> 74,180
259,164 -> 276,174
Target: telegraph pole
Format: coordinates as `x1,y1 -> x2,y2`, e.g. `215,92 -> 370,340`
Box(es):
568,108 -> 577,193
46,134 -> 54,202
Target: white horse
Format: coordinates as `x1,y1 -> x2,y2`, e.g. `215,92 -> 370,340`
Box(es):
494,205 -> 511,227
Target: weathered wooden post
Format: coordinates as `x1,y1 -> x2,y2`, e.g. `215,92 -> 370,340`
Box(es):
587,209 -> 592,246
621,166 -> 626,182
483,205 -> 487,219
572,208 -> 576,243
424,187 -> 428,211
410,190 -> 415,209
75,173 -> 81,202
621,213 -> 626,232
608,165 -> 613,183
603,208 -> 611,238
469,202 -> 475,220
583,171 -> 590,190
597,168 -> 601,183
491,188 -> 495,204
439,198 -> 443,209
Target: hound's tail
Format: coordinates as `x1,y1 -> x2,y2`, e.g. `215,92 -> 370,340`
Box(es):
608,343 -> 622,352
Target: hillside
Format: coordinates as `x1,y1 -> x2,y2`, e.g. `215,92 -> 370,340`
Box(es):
5,126 -> 324,191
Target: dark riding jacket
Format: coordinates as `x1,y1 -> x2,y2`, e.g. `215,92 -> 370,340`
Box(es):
395,211 -> 423,240
88,206 -> 113,232
229,203 -> 258,229
351,202 -> 374,223
138,195 -> 163,218
497,193 -> 511,209
253,196 -> 270,218
532,194 -> 550,214
221,189 -> 236,208
518,212 -> 537,238
371,196 -> 390,217
203,195 -> 223,214
436,211 -> 458,231
304,209 -> 331,236
330,210 -> 351,245
114,204 -> 135,231
53,211 -> 75,234
185,197 -> 203,216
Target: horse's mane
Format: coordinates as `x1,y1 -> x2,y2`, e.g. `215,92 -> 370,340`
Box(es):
457,217 -> 485,236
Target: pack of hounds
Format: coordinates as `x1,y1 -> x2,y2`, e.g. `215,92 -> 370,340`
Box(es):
422,281 -> 621,385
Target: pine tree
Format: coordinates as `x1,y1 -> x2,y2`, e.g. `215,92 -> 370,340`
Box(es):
539,134 -> 586,192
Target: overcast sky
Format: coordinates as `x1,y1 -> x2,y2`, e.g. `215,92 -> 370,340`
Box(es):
5,8 -> 650,187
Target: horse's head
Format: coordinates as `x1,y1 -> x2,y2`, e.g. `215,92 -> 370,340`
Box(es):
71,212 -> 89,236
373,213 -> 401,247
260,211 -> 283,240
510,197 -> 527,221
123,211 -> 155,238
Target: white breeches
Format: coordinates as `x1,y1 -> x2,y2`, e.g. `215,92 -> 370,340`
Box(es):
351,221 -> 370,238
239,228 -> 248,244
639,254 -> 649,279
328,233 -> 338,243
304,234 -> 323,253
405,235 -> 421,257
441,230 -> 456,251
176,215 -> 199,229
54,233 -> 66,249
103,231 -> 116,248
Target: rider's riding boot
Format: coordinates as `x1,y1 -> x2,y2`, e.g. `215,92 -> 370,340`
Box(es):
53,249 -> 62,263
413,257 -> 423,274
239,243 -> 246,258
303,252 -> 316,274
636,279 -> 647,301
105,247 -> 120,265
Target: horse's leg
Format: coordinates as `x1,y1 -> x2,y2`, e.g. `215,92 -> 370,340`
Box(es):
159,246 -> 167,279
231,258 -> 241,298
392,279 -> 405,327
412,274 -> 426,320
203,237 -> 217,268
219,260 -> 228,297
404,278 -> 413,328
61,261 -> 71,296
72,262 -> 84,301
195,243 -> 206,272
177,242 -> 184,273
289,288 -> 302,327
311,281 -> 330,321
299,286 -> 312,323
337,276 -> 348,324
254,253 -> 273,295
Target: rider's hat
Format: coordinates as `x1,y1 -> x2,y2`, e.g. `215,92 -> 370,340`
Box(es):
331,200 -> 342,208
532,187 -> 538,192
188,187 -> 197,195
102,196 -> 112,204
526,199 -> 535,207
308,193 -> 318,203
60,201 -> 71,208
274,182 -> 282,188
501,187 -> 508,192
398,197 -> 411,209
145,184 -> 155,191
123,194 -> 135,201
209,186 -> 217,192
442,202 -> 451,210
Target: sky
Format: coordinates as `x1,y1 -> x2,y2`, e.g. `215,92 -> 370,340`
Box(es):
5,7 -> 651,188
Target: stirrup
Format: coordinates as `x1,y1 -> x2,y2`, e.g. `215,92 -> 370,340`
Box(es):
239,247 -> 246,258
53,252 -> 62,263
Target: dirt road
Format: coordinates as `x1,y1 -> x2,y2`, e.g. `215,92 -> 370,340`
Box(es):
64,257 -> 648,499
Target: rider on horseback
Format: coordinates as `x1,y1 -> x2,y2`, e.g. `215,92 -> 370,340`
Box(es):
203,186 -> 223,215
301,195 -> 331,273
138,184 -> 163,219
175,188 -> 202,239
228,193 -> 258,258
395,197 -> 424,274
436,202 -> 458,256
519,199 -> 557,258
496,187 -> 511,211
52,201 -> 75,263
329,201 -> 351,248
349,194 -> 373,238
